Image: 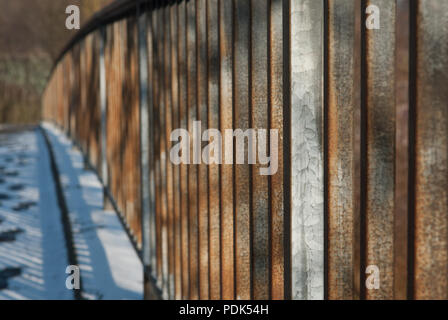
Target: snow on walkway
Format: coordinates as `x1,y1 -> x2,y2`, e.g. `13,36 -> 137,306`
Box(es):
42,123 -> 143,300
0,128 -> 72,300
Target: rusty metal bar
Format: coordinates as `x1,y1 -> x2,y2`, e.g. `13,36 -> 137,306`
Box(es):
234,0 -> 251,301
117,20 -> 126,232
104,24 -> 113,194
155,5 -> 169,299
327,0 -> 361,300
79,40 -> 88,154
138,5 -> 152,281
162,4 -> 175,300
177,0 -> 190,299
169,2 -> 182,301
219,0 -> 235,300
41,0 -> 448,301
145,4 -> 158,286
196,0 -> 210,301
100,26 -> 108,193
91,32 -> 101,173
251,0 -> 270,300
364,0 -> 396,300
414,0 -> 448,300
127,15 -> 142,245
207,0 -> 221,300
89,32 -> 98,169
269,0 -> 285,301
394,0 -> 410,300
186,0 -> 200,300
138,7 -> 150,263
151,7 -> 163,289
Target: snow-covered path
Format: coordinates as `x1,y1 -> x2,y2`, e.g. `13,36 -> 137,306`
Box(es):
42,123 -> 143,300
0,126 -> 143,300
0,128 -> 72,300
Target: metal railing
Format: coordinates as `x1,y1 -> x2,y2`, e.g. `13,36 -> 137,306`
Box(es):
42,0 -> 448,300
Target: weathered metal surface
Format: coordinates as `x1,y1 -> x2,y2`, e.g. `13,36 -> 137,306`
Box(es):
151,8 -> 163,288
42,0 -> 448,301
104,23 -> 114,200
105,21 -> 126,239
327,0 -> 360,300
138,6 -> 150,272
251,0 -> 270,300
138,8 -> 152,276
186,0 -> 199,300
289,0 -> 325,300
155,6 -> 169,299
234,0 -> 251,301
196,0 -> 210,301
365,0 -> 396,300
70,44 -> 81,142
127,15 -> 141,246
145,7 -> 158,282
118,20 -> 126,236
100,27 -> 108,191
414,0 -> 448,300
163,5 -> 175,300
219,0 -> 234,300
394,0 -> 410,300
72,30 -> 102,193
177,1 -> 190,299
270,0 -> 285,301
207,0 -> 221,301
169,3 -> 182,301
79,40 -> 88,154
86,33 -> 101,171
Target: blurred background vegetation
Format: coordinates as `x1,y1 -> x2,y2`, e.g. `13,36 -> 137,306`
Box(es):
0,0 -> 112,124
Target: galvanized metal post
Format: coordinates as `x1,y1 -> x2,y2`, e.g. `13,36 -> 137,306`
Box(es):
289,0 -> 325,300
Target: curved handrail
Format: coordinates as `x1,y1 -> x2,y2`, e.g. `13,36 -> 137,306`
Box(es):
48,0 -> 151,83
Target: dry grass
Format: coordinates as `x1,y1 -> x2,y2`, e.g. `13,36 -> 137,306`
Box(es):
0,0 -> 112,125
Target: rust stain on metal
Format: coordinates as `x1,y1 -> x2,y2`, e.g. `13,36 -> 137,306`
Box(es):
169,3 -> 182,301
145,6 -> 158,284
269,0 -> 284,301
207,0 -> 221,300
251,0 -> 270,300
156,7 -> 169,298
365,0 -> 396,300
163,6 -> 175,299
186,0 -> 199,300
126,16 -> 141,246
414,0 -> 448,300
151,10 -> 163,287
177,1 -> 190,299
196,0 -> 210,300
219,0 -> 235,300
234,0 -> 251,301
394,0 -> 410,300
327,0 -> 360,300
42,0 -> 448,301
